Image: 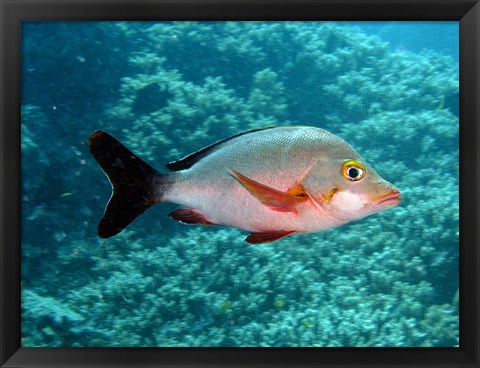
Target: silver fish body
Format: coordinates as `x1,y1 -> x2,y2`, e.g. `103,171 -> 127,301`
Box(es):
89,126 -> 401,243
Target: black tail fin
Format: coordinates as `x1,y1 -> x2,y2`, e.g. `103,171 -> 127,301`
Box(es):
88,131 -> 163,238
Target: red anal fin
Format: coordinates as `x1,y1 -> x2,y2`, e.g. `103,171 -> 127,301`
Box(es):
228,169 -> 307,213
169,207 -> 215,225
246,230 -> 297,244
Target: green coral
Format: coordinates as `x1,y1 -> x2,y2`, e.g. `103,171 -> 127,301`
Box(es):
21,21 -> 458,348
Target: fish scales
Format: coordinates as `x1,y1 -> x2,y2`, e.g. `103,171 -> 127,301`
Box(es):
164,127 -> 351,231
89,126 -> 401,243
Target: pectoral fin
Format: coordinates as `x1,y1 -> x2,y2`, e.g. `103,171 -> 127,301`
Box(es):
246,230 -> 297,244
228,169 -> 307,213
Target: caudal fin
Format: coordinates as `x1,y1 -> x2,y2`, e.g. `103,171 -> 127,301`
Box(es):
88,131 -> 164,238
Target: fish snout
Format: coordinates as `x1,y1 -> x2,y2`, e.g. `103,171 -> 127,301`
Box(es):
380,189 -> 402,204
369,187 -> 402,211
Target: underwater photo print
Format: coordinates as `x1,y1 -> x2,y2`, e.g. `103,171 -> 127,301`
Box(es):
21,21 -> 459,347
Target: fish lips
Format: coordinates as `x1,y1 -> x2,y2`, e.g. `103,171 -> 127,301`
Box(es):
368,190 -> 402,211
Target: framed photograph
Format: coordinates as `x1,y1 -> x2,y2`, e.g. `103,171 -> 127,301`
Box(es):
1,0 -> 479,367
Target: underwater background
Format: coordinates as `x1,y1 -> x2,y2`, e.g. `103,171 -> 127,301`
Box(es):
21,21 -> 459,347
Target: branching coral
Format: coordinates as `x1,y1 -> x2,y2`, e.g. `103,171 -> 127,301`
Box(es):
21,21 -> 459,347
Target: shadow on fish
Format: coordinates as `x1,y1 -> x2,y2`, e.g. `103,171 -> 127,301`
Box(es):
88,126 -> 401,244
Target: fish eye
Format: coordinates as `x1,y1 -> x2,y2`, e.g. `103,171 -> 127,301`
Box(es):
342,160 -> 366,181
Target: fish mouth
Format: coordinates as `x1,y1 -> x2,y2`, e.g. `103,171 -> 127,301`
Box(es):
370,190 -> 402,209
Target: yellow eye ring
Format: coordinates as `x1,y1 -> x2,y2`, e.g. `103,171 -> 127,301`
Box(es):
342,160 -> 366,181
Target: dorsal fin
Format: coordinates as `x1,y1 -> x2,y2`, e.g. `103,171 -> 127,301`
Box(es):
165,126 -> 277,171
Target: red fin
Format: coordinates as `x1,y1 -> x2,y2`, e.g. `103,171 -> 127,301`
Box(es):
246,230 -> 297,244
228,169 -> 307,213
287,183 -> 308,197
169,207 -> 215,225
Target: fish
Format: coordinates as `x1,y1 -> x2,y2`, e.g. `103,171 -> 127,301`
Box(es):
88,126 -> 401,244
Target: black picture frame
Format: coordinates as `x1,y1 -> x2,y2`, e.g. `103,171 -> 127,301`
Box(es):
1,0 -> 479,367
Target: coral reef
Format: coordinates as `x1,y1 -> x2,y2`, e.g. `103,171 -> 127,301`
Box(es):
21,21 -> 458,347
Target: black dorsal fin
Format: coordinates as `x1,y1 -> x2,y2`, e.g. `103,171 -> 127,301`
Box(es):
165,126 -> 277,171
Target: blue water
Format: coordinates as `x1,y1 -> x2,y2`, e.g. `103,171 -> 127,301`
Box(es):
21,21 -> 459,347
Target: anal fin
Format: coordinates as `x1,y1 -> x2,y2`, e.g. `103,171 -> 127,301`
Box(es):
169,207 -> 215,225
246,230 -> 297,244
